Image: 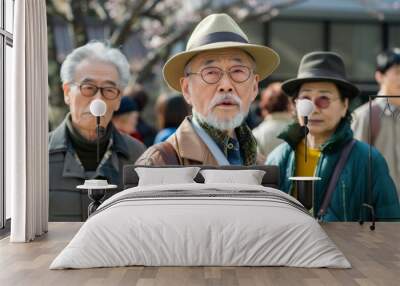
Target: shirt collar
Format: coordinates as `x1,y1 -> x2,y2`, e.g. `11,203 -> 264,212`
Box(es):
193,113 -> 257,165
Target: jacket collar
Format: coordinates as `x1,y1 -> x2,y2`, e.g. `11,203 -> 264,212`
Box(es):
193,114 -> 257,165
171,117 -> 263,165
49,115 -> 130,181
376,94 -> 399,114
171,116 -> 211,163
111,125 -> 131,159
49,114 -> 130,159
279,119 -> 353,153
49,116 -> 69,153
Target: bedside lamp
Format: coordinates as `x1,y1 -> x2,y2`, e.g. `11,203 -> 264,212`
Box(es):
77,99 -> 117,217
89,99 -> 107,163
296,99 -> 314,162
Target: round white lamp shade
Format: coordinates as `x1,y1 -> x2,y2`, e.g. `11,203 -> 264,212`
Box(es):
90,99 -> 107,117
296,99 -> 314,117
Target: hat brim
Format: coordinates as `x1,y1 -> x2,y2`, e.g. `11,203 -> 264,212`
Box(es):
163,42 -> 280,92
281,76 -> 360,99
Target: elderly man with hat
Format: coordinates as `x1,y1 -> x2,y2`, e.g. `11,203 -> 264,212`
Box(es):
266,51 -> 400,222
136,13 -> 279,165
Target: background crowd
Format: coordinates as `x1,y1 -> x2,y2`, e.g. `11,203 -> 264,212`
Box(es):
43,2 -> 400,223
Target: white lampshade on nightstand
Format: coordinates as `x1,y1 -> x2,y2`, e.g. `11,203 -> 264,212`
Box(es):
77,179 -> 117,190
77,180 -> 117,216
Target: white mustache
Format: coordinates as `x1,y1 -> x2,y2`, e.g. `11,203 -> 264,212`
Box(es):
208,93 -> 242,112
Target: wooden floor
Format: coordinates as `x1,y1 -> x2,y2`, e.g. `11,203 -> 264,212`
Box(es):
0,222 -> 399,286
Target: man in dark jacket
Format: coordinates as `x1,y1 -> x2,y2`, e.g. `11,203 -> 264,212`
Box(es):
49,42 -> 146,222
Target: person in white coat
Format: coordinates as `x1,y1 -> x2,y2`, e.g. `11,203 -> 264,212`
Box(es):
352,48 -> 400,196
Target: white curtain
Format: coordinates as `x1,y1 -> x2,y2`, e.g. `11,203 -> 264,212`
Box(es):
7,0 -> 48,242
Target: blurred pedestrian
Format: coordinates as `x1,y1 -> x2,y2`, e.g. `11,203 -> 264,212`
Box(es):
252,82 -> 294,157
154,95 -> 191,144
124,85 -> 157,147
112,96 -> 142,142
352,48 -> 400,195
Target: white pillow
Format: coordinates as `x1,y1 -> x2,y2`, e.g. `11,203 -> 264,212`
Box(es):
135,167 -> 200,186
200,169 -> 266,185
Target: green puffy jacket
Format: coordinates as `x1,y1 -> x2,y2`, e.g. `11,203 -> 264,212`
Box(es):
266,119 -> 400,221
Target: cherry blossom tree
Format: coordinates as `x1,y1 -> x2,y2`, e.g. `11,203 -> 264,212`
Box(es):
46,0 -> 303,128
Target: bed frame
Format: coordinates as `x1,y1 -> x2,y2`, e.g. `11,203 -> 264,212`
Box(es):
123,165 -> 280,189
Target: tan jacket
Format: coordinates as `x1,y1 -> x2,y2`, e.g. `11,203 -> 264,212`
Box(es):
135,117 -> 265,166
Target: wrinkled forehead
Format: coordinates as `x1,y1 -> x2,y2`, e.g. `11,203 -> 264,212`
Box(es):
74,59 -> 120,85
188,48 -> 255,69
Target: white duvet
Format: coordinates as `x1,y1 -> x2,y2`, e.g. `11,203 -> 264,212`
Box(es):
50,183 -> 350,269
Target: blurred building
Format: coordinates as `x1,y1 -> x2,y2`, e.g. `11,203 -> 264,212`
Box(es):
240,0 -> 400,100
48,0 -> 400,120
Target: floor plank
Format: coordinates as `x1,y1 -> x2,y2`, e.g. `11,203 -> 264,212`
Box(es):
0,222 -> 399,286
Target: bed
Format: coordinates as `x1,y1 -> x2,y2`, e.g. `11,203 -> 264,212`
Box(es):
50,165 -> 350,269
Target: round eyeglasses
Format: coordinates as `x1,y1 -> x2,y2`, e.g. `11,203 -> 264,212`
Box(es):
186,65 -> 253,84
71,82 -> 120,100
297,95 -> 340,109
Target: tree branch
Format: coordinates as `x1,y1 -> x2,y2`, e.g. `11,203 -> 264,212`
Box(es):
241,0 -> 306,22
110,0 -> 148,46
46,0 -> 69,22
47,15 -> 64,108
142,0 -> 164,16
136,26 -> 194,83
70,1 -> 90,47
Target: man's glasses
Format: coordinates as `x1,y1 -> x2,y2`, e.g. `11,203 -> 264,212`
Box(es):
71,82 -> 120,100
297,95 -> 340,109
186,65 -> 253,84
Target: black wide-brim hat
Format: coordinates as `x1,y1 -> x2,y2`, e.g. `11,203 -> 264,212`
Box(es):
281,51 -> 360,99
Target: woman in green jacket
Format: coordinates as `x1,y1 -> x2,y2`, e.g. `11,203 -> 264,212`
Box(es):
266,51 -> 400,222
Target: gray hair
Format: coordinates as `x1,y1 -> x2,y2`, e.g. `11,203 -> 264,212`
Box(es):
60,41 -> 130,88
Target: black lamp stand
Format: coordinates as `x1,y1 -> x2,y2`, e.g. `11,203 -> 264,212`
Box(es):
359,94 -> 400,231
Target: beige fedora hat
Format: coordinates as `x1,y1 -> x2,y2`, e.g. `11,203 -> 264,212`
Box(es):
163,13 -> 280,92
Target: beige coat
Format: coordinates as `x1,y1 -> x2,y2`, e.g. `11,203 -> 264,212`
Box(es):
136,117 -> 265,166
252,112 -> 294,158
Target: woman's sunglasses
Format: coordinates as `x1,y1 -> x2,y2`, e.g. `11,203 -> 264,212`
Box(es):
297,95 -> 340,109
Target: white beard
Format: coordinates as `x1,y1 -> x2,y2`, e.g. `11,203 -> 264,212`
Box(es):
192,92 -> 250,130
193,110 -> 246,131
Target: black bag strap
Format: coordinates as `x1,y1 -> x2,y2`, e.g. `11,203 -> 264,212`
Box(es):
317,139 -> 356,218
153,141 -> 180,165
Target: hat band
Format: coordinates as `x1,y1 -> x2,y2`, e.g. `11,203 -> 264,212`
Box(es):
299,69 -> 347,81
189,31 -> 248,50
